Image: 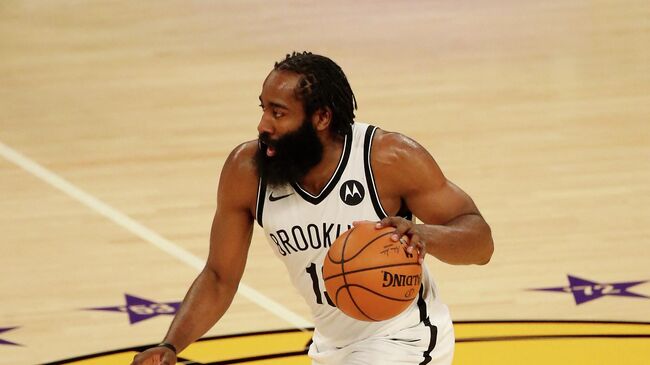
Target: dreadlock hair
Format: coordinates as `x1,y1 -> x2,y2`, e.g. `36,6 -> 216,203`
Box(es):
274,51 -> 357,137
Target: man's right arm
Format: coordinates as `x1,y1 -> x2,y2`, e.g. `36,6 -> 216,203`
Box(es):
131,142 -> 259,364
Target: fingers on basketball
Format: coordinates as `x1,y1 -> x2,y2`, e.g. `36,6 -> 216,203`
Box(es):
323,222 -> 422,322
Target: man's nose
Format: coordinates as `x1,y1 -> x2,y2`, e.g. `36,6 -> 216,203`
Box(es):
257,113 -> 274,136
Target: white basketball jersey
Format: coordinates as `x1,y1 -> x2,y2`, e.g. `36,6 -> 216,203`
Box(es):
256,122 -> 450,350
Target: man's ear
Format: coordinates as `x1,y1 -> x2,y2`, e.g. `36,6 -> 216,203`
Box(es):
312,107 -> 332,132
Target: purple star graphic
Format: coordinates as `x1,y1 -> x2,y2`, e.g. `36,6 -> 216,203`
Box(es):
0,327 -> 21,346
532,275 -> 650,305
87,294 -> 181,324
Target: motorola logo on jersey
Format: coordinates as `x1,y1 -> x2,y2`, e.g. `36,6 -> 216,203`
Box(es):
340,180 -> 365,206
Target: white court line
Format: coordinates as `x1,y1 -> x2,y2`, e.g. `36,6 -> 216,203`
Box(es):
0,141 -> 313,330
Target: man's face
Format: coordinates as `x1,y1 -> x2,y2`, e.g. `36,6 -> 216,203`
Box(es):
254,70 -> 323,187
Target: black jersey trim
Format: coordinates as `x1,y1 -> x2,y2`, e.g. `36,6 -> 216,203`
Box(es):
417,285 -> 438,365
417,285 -> 428,325
420,316 -> 438,365
363,126 -> 413,220
255,175 -> 267,228
363,126 -> 388,218
290,129 -> 352,205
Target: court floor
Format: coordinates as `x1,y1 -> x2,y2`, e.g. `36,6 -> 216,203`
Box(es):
1,1 -> 649,364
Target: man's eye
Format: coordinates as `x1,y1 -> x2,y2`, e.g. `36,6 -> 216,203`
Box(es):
273,110 -> 283,118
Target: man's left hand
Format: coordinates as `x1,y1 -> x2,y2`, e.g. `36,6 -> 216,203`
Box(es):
377,217 -> 429,264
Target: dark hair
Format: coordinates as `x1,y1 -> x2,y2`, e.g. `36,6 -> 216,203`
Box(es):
274,51 -> 357,136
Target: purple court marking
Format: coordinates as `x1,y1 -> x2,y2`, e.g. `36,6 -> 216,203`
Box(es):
87,294 -> 181,324
532,275 -> 650,305
0,327 -> 21,346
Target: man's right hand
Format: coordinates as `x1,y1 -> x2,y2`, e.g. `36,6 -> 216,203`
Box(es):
130,346 -> 176,365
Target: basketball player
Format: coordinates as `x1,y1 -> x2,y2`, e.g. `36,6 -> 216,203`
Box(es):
131,52 -> 493,365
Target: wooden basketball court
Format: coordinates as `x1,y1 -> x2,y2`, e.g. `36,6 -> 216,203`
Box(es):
1,1 -> 648,364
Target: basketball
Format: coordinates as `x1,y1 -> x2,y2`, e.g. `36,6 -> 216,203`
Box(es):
322,222 -> 422,322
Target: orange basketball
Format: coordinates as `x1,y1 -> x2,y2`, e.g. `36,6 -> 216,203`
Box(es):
323,222 -> 422,322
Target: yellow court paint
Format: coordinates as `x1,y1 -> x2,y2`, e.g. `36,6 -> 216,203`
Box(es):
179,330 -> 313,362
455,338 -> 650,365
455,321 -> 650,338
63,352 -> 139,365
51,321 -> 650,365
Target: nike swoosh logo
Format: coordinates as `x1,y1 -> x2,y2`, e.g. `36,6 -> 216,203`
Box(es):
269,192 -> 294,202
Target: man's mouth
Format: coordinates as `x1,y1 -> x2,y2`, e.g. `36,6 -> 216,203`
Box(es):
259,139 -> 277,157
266,144 -> 276,157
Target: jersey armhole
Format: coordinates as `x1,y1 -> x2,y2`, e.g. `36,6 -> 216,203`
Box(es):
363,125 -> 389,219
363,125 -> 413,220
255,175 -> 266,228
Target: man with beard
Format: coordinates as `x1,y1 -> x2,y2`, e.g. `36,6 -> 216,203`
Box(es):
131,52 -> 493,365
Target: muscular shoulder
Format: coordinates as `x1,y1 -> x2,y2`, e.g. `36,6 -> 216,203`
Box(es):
370,129 -> 445,195
218,140 -> 259,213
223,140 -> 259,177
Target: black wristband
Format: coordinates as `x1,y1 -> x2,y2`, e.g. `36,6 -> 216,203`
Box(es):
156,342 -> 177,354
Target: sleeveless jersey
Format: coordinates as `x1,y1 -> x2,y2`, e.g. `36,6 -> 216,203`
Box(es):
256,122 -> 449,349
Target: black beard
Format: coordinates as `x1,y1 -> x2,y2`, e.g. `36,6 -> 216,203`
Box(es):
254,120 -> 324,188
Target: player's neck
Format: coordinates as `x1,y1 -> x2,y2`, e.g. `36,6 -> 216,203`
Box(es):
298,133 -> 344,195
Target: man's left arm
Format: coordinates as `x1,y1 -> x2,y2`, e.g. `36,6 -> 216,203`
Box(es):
374,132 -> 494,265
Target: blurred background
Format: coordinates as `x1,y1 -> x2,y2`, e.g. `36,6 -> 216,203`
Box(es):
1,1 -> 648,364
